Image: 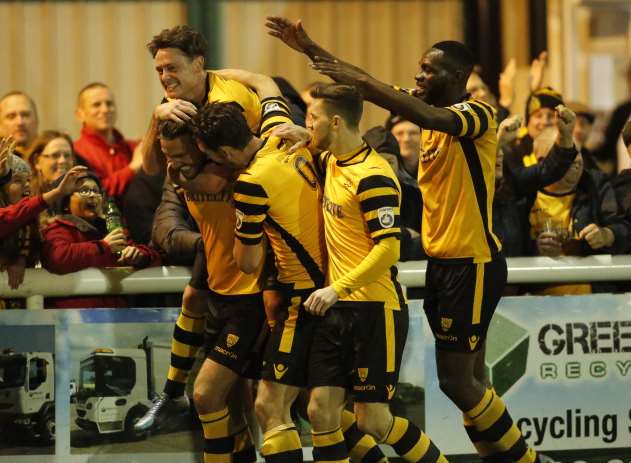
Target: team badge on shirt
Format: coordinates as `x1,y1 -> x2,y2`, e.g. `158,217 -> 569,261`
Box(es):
226,333 -> 239,348
235,209 -> 245,230
263,102 -> 281,115
453,102 -> 472,112
377,207 -> 395,228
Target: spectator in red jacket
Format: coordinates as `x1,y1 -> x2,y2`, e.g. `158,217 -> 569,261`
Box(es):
41,172 -> 160,308
0,137 -> 86,292
73,83 -> 143,200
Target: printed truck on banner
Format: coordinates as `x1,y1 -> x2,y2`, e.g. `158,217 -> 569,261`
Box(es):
74,337 -> 170,440
0,349 -> 55,445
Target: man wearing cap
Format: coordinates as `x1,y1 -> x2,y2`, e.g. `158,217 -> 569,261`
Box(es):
502,88 -> 579,188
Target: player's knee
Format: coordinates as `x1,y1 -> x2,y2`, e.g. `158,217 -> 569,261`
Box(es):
355,405 -> 391,441
254,392 -> 277,424
437,370 -> 475,405
355,414 -> 387,441
193,379 -> 213,413
193,375 -> 227,413
307,395 -> 336,430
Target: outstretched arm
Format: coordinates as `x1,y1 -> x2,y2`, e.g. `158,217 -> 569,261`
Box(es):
266,17 -> 460,134
213,69 -> 281,100
266,16 -> 336,62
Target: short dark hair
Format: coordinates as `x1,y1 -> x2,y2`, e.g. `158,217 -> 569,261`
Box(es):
77,82 -> 109,105
159,120 -> 193,141
310,84 -> 363,129
192,102 -> 252,151
431,40 -> 475,77
147,25 -> 208,59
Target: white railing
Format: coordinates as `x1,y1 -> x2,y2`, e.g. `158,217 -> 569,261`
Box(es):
1,255 -> 631,309
398,254 -> 631,286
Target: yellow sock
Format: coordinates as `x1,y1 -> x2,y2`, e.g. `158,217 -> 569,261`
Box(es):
260,423 -> 302,462
383,417 -> 447,463
199,407 -> 232,463
465,389 -> 536,462
341,410 -> 388,462
165,304 -> 205,396
312,427 -> 349,463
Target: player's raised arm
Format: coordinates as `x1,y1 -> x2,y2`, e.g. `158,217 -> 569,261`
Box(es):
265,17 -> 336,62
310,57 -> 460,135
267,17 -> 460,135
213,69 -> 281,101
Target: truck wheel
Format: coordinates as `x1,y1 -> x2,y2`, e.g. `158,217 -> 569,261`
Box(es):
124,406 -> 149,441
38,409 -> 55,445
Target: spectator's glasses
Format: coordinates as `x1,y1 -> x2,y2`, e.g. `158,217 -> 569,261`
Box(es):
76,187 -> 102,197
40,151 -> 73,161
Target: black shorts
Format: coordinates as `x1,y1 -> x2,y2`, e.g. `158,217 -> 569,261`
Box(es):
308,302 -> 408,403
423,254 -> 507,352
204,292 -> 266,379
189,249 -> 209,291
261,288 -> 318,388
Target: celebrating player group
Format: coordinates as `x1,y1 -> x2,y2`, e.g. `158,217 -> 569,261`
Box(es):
137,15 -> 552,463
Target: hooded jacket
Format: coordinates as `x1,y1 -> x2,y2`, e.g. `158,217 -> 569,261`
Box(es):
41,214 -> 160,308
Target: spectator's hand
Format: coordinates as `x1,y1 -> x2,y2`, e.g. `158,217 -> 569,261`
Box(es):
103,228 -> 127,253
0,136 -> 16,177
498,58 -> 516,108
118,246 -> 148,266
578,223 -> 614,250
271,123 -> 312,154
54,166 -> 88,195
529,51 -> 548,92
6,256 -> 26,290
266,17 -> 314,54
304,285 -> 338,316
129,140 -> 145,173
310,56 -> 371,87
555,104 -> 576,148
536,231 -> 562,257
497,114 -> 523,149
43,166 -> 89,206
154,99 -> 197,123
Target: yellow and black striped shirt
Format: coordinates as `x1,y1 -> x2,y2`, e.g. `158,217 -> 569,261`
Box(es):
185,74 -> 263,296
321,143 -> 405,310
233,97 -> 326,290
419,98 -> 501,263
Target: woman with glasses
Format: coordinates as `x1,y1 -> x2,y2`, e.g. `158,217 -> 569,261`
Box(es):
41,171 -> 161,308
26,131 -> 76,194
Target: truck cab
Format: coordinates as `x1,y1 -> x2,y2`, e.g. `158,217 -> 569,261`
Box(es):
0,350 -> 55,444
75,339 -> 168,440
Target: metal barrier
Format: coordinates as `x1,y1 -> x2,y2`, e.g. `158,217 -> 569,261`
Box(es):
1,255 -> 631,309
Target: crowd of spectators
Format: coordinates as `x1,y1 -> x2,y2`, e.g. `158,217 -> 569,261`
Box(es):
1,43 -> 631,308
